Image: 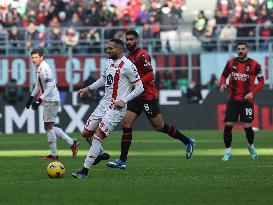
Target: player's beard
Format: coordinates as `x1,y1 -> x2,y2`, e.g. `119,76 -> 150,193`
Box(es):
126,44 -> 136,52
238,53 -> 247,61
108,54 -> 118,60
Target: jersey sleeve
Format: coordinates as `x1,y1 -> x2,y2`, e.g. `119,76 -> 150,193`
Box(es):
39,67 -> 55,100
137,51 -> 153,74
31,82 -> 40,97
221,60 -> 231,77
125,63 -> 141,84
220,60 -> 231,86
89,64 -> 107,90
101,61 -> 109,78
122,62 -> 144,103
254,62 -> 263,79
41,66 -> 54,86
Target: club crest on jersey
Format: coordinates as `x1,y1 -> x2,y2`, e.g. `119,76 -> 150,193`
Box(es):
106,74 -> 114,85
246,66 -> 249,72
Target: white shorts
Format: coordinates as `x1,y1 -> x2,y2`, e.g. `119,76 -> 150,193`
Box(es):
84,101 -> 126,136
43,101 -> 60,123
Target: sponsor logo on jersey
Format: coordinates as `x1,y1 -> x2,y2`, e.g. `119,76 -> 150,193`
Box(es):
106,74 -> 114,85
232,72 -> 249,81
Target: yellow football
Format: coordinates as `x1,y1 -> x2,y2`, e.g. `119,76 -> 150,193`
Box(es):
47,161 -> 65,178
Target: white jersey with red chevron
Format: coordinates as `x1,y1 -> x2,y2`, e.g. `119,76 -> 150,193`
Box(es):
101,55 -> 140,103
31,60 -> 60,102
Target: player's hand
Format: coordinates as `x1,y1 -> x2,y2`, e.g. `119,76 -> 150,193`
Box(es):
25,96 -> 34,109
31,98 -> 42,110
244,92 -> 253,101
220,84 -> 226,93
77,87 -> 90,99
112,100 -> 126,109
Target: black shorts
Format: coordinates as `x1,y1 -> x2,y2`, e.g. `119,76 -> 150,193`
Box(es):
127,98 -> 161,118
224,101 -> 254,123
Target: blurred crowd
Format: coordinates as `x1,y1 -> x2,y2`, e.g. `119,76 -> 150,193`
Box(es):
0,0 -> 185,54
193,0 -> 273,51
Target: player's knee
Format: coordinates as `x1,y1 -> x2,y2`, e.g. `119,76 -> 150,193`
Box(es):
95,128 -> 107,140
44,123 -> 52,132
82,128 -> 93,139
244,127 -> 254,136
121,118 -> 133,128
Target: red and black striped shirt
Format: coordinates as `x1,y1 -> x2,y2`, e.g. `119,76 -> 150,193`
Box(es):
220,57 -> 264,102
127,48 -> 158,100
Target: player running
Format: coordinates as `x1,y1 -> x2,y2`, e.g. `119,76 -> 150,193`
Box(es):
25,49 -> 79,160
220,42 -> 264,161
107,30 -> 195,169
72,39 -> 144,179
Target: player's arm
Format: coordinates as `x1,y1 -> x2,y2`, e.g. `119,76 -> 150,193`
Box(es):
31,83 -> 40,98
39,69 -> 55,101
77,75 -> 105,98
122,79 -> 144,103
138,53 -> 154,84
25,82 -> 40,109
244,63 -> 264,101
113,64 -> 144,109
252,63 -> 264,94
220,60 -> 231,92
32,69 -> 54,110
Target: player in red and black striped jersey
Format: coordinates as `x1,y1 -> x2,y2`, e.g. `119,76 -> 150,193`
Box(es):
107,30 -> 195,169
220,42 -> 264,161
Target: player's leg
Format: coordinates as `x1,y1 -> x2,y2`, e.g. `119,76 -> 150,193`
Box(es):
120,110 -> 139,161
82,127 -> 110,165
144,99 -> 195,159
72,127 -> 107,179
244,123 -> 257,159
53,126 -> 79,157
241,102 -> 257,159
41,102 -> 58,160
222,122 -> 233,161
222,101 -> 238,161
73,107 -> 125,178
107,99 -> 141,168
43,101 -> 79,157
149,113 -> 195,159
41,121 -> 58,160
82,104 -> 110,164
107,110 -> 139,169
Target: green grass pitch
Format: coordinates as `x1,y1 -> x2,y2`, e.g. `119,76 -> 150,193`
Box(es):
0,130 -> 273,205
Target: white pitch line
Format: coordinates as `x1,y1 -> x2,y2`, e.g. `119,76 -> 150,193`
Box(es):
1,148 -> 273,157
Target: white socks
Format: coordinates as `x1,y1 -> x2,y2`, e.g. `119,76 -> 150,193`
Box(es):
248,144 -> 254,149
46,129 -> 57,156
85,137 -> 105,155
84,135 -> 102,169
54,126 -> 74,145
226,147 -> 231,154
85,137 -> 93,147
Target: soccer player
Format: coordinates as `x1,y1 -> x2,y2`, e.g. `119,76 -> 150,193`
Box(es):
71,39 -> 144,179
25,49 -> 79,160
220,42 -> 264,161
107,30 -> 195,169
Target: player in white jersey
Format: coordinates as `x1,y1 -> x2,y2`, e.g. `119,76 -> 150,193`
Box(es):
25,49 -> 79,160
72,39 -> 144,179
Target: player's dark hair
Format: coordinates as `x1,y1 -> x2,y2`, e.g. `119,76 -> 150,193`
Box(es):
31,48 -> 44,56
109,39 -> 125,49
126,30 -> 139,38
236,41 -> 248,48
